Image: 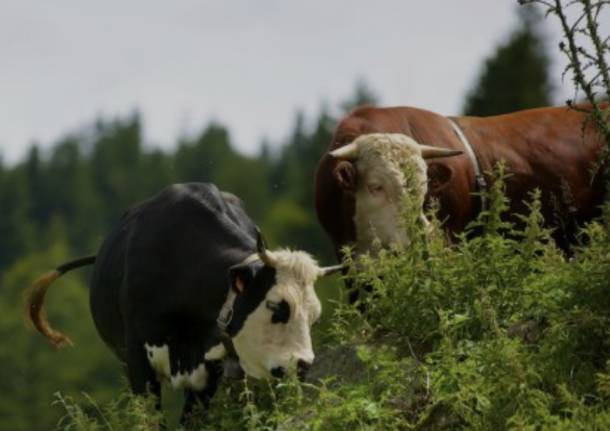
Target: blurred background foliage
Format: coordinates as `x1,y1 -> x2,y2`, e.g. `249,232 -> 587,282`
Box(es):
0,5 -> 557,431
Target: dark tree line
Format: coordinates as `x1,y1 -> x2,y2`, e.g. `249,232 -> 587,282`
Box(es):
0,112 -> 331,274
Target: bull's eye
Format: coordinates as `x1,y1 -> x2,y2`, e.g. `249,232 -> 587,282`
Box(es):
367,183 -> 384,195
266,300 -> 290,324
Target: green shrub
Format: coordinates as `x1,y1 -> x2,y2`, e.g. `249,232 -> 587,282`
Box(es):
58,165 -> 610,430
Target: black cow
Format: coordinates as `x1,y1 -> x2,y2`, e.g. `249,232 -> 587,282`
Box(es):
25,183 -> 340,423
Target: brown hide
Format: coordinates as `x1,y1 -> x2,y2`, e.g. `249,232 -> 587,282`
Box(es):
314,105 -> 607,258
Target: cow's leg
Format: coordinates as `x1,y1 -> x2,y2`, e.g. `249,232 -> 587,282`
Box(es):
179,360 -> 222,426
126,340 -> 162,410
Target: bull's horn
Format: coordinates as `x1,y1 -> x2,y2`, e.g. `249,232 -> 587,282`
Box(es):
419,144 -> 463,159
256,227 -> 277,267
329,142 -> 359,160
319,264 -> 344,277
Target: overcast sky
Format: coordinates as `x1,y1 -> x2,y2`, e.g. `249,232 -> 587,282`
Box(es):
0,1 -> 602,163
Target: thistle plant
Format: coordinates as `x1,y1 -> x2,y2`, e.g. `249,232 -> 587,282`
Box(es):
520,0 -> 610,167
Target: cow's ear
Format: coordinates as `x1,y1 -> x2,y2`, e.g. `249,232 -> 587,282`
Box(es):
228,264 -> 256,294
427,163 -> 454,193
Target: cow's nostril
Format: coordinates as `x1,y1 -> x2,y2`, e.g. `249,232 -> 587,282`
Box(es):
297,359 -> 312,372
297,359 -> 312,380
270,366 -> 285,378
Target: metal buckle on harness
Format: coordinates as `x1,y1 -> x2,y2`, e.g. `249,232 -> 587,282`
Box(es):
216,290 -> 242,378
476,174 -> 487,212
475,174 -> 487,191
217,289 -> 236,333
217,308 -> 233,332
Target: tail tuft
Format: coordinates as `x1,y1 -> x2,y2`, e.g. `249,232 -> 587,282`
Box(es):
23,270 -> 74,349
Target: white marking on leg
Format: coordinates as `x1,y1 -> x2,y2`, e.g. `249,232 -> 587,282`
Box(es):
144,342 -> 209,390
144,343 -> 170,378
170,363 -> 208,391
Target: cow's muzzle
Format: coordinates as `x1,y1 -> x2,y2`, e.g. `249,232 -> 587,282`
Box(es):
270,359 -> 312,381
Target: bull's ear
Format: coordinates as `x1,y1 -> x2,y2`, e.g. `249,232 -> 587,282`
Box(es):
228,264 -> 256,294
333,160 -> 357,192
427,163 -> 454,193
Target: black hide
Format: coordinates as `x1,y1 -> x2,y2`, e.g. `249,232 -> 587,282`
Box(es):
88,182 -> 278,419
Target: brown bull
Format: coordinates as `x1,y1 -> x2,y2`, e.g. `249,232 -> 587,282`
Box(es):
315,105 -> 607,264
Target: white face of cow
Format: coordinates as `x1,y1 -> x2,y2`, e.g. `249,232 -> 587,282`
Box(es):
228,250 -> 328,380
330,133 -> 461,256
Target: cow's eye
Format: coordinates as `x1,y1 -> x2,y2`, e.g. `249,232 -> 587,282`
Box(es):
266,300 -> 290,324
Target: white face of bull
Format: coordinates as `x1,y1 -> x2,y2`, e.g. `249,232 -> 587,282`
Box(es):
229,250 -> 330,380
330,133 -> 461,256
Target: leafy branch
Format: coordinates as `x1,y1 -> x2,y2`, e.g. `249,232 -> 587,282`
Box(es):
520,0 -> 610,151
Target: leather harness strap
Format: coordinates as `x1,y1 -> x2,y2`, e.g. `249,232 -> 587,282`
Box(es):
447,117 -> 488,212
216,288 -> 238,359
215,253 -> 261,362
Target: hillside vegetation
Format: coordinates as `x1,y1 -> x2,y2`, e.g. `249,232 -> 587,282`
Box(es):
56,165 -> 610,430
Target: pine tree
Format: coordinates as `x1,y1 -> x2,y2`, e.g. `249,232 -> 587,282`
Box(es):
463,5 -> 553,116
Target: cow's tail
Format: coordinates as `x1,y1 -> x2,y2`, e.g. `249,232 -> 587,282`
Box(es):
24,255 -> 96,349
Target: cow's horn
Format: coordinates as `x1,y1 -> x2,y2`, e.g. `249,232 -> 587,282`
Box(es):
256,227 -> 277,267
419,144 -> 463,159
319,264 -> 344,277
329,142 -> 359,160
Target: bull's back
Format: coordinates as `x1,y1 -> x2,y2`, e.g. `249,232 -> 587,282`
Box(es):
460,106 -> 606,213
457,106 -> 606,248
